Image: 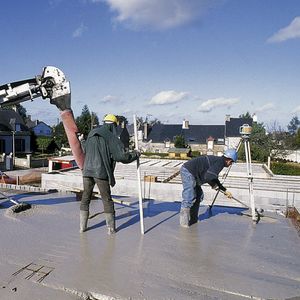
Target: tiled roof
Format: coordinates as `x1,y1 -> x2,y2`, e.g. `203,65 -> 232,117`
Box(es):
147,124 -> 225,144
0,109 -> 29,131
127,117 -> 253,143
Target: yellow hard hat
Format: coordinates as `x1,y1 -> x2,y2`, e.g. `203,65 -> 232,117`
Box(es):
103,114 -> 118,124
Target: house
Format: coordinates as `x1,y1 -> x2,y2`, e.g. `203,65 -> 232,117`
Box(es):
129,116 -> 253,155
144,122 -> 225,155
0,109 -> 31,155
26,116 -> 53,137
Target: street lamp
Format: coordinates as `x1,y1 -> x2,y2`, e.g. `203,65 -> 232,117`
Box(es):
9,118 -> 16,168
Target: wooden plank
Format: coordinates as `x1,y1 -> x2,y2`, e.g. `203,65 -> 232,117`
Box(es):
93,194 -> 133,206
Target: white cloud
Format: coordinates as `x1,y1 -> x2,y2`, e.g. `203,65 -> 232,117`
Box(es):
292,105 -> 300,114
100,0 -> 219,30
267,16 -> 300,43
100,95 -> 119,103
48,0 -> 64,7
197,97 -> 239,112
123,108 -> 132,113
255,102 -> 275,113
149,90 -> 188,105
72,23 -> 87,38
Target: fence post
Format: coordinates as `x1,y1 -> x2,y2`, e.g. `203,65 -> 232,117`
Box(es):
26,154 -> 32,168
285,188 -> 289,218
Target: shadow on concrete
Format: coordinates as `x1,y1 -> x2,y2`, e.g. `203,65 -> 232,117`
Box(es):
86,219 -> 107,231
0,191 -> 77,209
202,205 -> 248,221
112,201 -> 248,234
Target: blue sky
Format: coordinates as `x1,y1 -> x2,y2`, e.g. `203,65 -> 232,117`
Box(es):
1,0 -> 300,130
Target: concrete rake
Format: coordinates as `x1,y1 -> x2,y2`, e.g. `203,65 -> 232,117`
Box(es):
0,190 -> 32,213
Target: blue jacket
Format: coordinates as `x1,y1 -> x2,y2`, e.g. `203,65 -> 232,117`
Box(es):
183,155 -> 227,190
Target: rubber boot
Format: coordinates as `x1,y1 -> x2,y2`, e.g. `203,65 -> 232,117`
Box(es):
80,210 -> 89,233
105,213 -> 116,235
179,208 -> 190,228
190,197 -> 200,226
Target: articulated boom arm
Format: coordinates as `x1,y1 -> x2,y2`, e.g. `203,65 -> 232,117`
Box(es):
0,66 -> 84,169
0,66 -> 71,110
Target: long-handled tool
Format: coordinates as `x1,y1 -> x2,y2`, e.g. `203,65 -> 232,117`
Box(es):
219,190 -> 262,223
0,190 -> 32,213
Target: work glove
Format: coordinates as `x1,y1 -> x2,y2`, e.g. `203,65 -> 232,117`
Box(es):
224,190 -> 233,199
77,133 -> 84,142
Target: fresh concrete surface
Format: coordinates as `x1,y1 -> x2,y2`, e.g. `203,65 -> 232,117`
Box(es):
1,191 -> 300,300
41,159 -> 300,212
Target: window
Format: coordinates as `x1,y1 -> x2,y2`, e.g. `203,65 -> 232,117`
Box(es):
15,139 -> 25,152
15,124 -> 21,131
0,139 -> 5,153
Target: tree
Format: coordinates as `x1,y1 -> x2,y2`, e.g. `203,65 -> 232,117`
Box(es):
237,112 -> 292,162
36,136 -> 53,154
287,116 -> 300,135
295,128 -> 300,148
16,104 -> 28,122
116,115 -> 128,125
174,135 -> 186,148
76,105 -> 99,137
239,112 -> 252,119
52,121 -> 68,148
285,116 -> 300,150
238,121 -> 271,162
136,115 -> 161,129
2,104 -> 28,122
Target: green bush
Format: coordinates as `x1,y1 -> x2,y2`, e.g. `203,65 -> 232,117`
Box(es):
271,161 -> 300,176
142,152 -> 168,158
191,151 -> 200,157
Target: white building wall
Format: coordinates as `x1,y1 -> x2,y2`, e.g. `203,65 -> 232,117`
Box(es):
274,150 -> 300,163
226,137 -> 241,149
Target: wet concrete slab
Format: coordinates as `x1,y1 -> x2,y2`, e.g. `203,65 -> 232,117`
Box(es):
0,191 -> 300,299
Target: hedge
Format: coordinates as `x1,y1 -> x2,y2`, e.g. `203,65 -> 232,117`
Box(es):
271,162 -> 300,176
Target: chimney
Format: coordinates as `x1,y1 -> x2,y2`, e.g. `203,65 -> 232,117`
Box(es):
225,114 -> 231,122
252,113 -> 257,123
143,122 -> 148,140
182,120 -> 189,129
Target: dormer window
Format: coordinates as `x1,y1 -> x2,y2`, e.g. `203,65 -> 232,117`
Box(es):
15,124 -> 21,132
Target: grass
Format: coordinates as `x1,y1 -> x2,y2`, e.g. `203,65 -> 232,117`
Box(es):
271,161 -> 300,176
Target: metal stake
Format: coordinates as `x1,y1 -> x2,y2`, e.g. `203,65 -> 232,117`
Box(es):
133,114 -> 145,234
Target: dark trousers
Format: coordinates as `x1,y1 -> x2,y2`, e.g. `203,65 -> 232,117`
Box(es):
80,176 -> 114,213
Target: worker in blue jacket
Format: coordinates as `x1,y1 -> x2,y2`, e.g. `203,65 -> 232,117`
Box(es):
180,149 -> 237,228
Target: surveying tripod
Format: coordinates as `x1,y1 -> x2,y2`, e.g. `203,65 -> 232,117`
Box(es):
241,130 -> 257,223
209,124 -> 258,223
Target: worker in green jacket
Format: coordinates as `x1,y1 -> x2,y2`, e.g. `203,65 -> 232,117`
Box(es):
80,114 -> 139,234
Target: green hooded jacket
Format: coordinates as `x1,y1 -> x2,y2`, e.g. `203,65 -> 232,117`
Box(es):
82,123 -> 138,187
